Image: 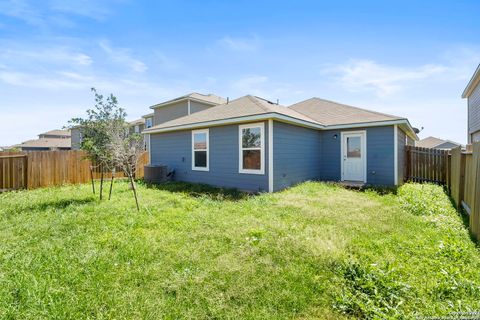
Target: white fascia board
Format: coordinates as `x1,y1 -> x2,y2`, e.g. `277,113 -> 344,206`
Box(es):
327,119 -> 418,141
143,113 -> 324,134
143,114 -> 419,142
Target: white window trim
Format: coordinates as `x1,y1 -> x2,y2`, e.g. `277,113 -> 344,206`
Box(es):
239,122 -> 265,175
192,129 -> 209,171
340,130 -> 367,183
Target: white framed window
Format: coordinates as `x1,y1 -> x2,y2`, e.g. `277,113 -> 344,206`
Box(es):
134,125 -> 140,133
239,122 -> 265,174
192,129 -> 209,171
146,118 -> 153,128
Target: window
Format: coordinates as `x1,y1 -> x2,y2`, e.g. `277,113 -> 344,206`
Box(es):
134,125 -> 140,133
146,118 -> 153,128
192,129 -> 209,171
239,123 -> 264,174
346,136 -> 361,158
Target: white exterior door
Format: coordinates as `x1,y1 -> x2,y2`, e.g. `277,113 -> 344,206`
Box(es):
341,131 -> 366,182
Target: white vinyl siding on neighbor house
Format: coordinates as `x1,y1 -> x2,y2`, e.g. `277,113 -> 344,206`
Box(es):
239,123 -> 265,175
192,129 -> 209,171
468,83 -> 480,143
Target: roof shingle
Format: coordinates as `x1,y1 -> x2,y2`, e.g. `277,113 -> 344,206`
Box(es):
288,97 -> 403,126
145,95 -> 319,132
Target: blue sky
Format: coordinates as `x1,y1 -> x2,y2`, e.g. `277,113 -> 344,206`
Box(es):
0,0 -> 479,146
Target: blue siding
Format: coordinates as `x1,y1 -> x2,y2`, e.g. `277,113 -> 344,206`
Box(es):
320,126 -> 395,186
150,121 -> 397,191
273,121 -> 322,191
150,122 -> 269,192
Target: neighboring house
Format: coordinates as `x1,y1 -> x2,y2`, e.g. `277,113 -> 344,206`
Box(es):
150,93 -> 226,126
462,63 -> 480,143
142,113 -> 154,152
144,95 -> 417,192
71,116 -> 154,150
13,138 -> 71,151
12,129 -> 72,151
38,129 -> 71,139
415,136 -> 462,150
70,126 -> 83,150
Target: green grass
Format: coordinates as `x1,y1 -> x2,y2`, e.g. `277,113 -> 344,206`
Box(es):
0,181 -> 479,319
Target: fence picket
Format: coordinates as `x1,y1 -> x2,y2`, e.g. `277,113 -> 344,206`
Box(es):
0,150 -> 148,192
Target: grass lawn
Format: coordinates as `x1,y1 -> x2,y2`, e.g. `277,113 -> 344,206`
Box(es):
1,181 -> 479,319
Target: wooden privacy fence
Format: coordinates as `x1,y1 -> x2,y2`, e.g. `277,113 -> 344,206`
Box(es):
0,150 -> 148,192
450,143 -> 480,240
405,146 -> 451,185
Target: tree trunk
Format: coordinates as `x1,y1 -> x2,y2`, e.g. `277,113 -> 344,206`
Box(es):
128,172 -> 140,211
90,166 -> 95,194
108,171 -> 115,200
100,171 -> 104,200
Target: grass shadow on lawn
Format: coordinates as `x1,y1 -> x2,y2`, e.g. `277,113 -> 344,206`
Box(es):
23,197 -> 96,212
139,180 -> 251,202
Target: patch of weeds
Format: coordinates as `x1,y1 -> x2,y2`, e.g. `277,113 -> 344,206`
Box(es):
397,183 -> 454,216
333,260 -> 413,319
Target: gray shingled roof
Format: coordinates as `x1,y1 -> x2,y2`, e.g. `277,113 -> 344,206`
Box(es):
39,129 -> 71,137
15,138 -> 71,149
151,92 -> 227,109
144,95 -> 319,132
415,136 -> 462,149
289,98 -> 404,126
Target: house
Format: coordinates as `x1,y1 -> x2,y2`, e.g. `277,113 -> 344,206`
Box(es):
71,115 -> 155,151
415,136 -> 462,150
38,129 -> 71,140
143,95 -> 418,192
462,63 -> 480,143
13,129 -> 71,151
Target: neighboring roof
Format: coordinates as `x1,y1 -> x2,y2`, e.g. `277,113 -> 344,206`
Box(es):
129,118 -> 145,126
143,95 -> 418,140
142,113 -> 154,118
39,129 -> 71,137
289,97 -> 403,126
144,95 -> 320,133
462,63 -> 480,98
150,93 -> 227,109
415,136 -> 462,149
15,138 -> 71,149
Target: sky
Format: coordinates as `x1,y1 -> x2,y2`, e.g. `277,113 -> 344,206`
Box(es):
0,0 -> 479,146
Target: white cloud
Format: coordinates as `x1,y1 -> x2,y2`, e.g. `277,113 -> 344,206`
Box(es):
0,0 -> 45,26
99,41 -> 147,73
219,36 -> 260,52
0,47 -> 93,67
324,59 -> 447,97
47,0 -> 119,21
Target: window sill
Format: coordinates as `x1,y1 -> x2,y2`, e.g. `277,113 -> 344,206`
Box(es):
239,169 -> 264,175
